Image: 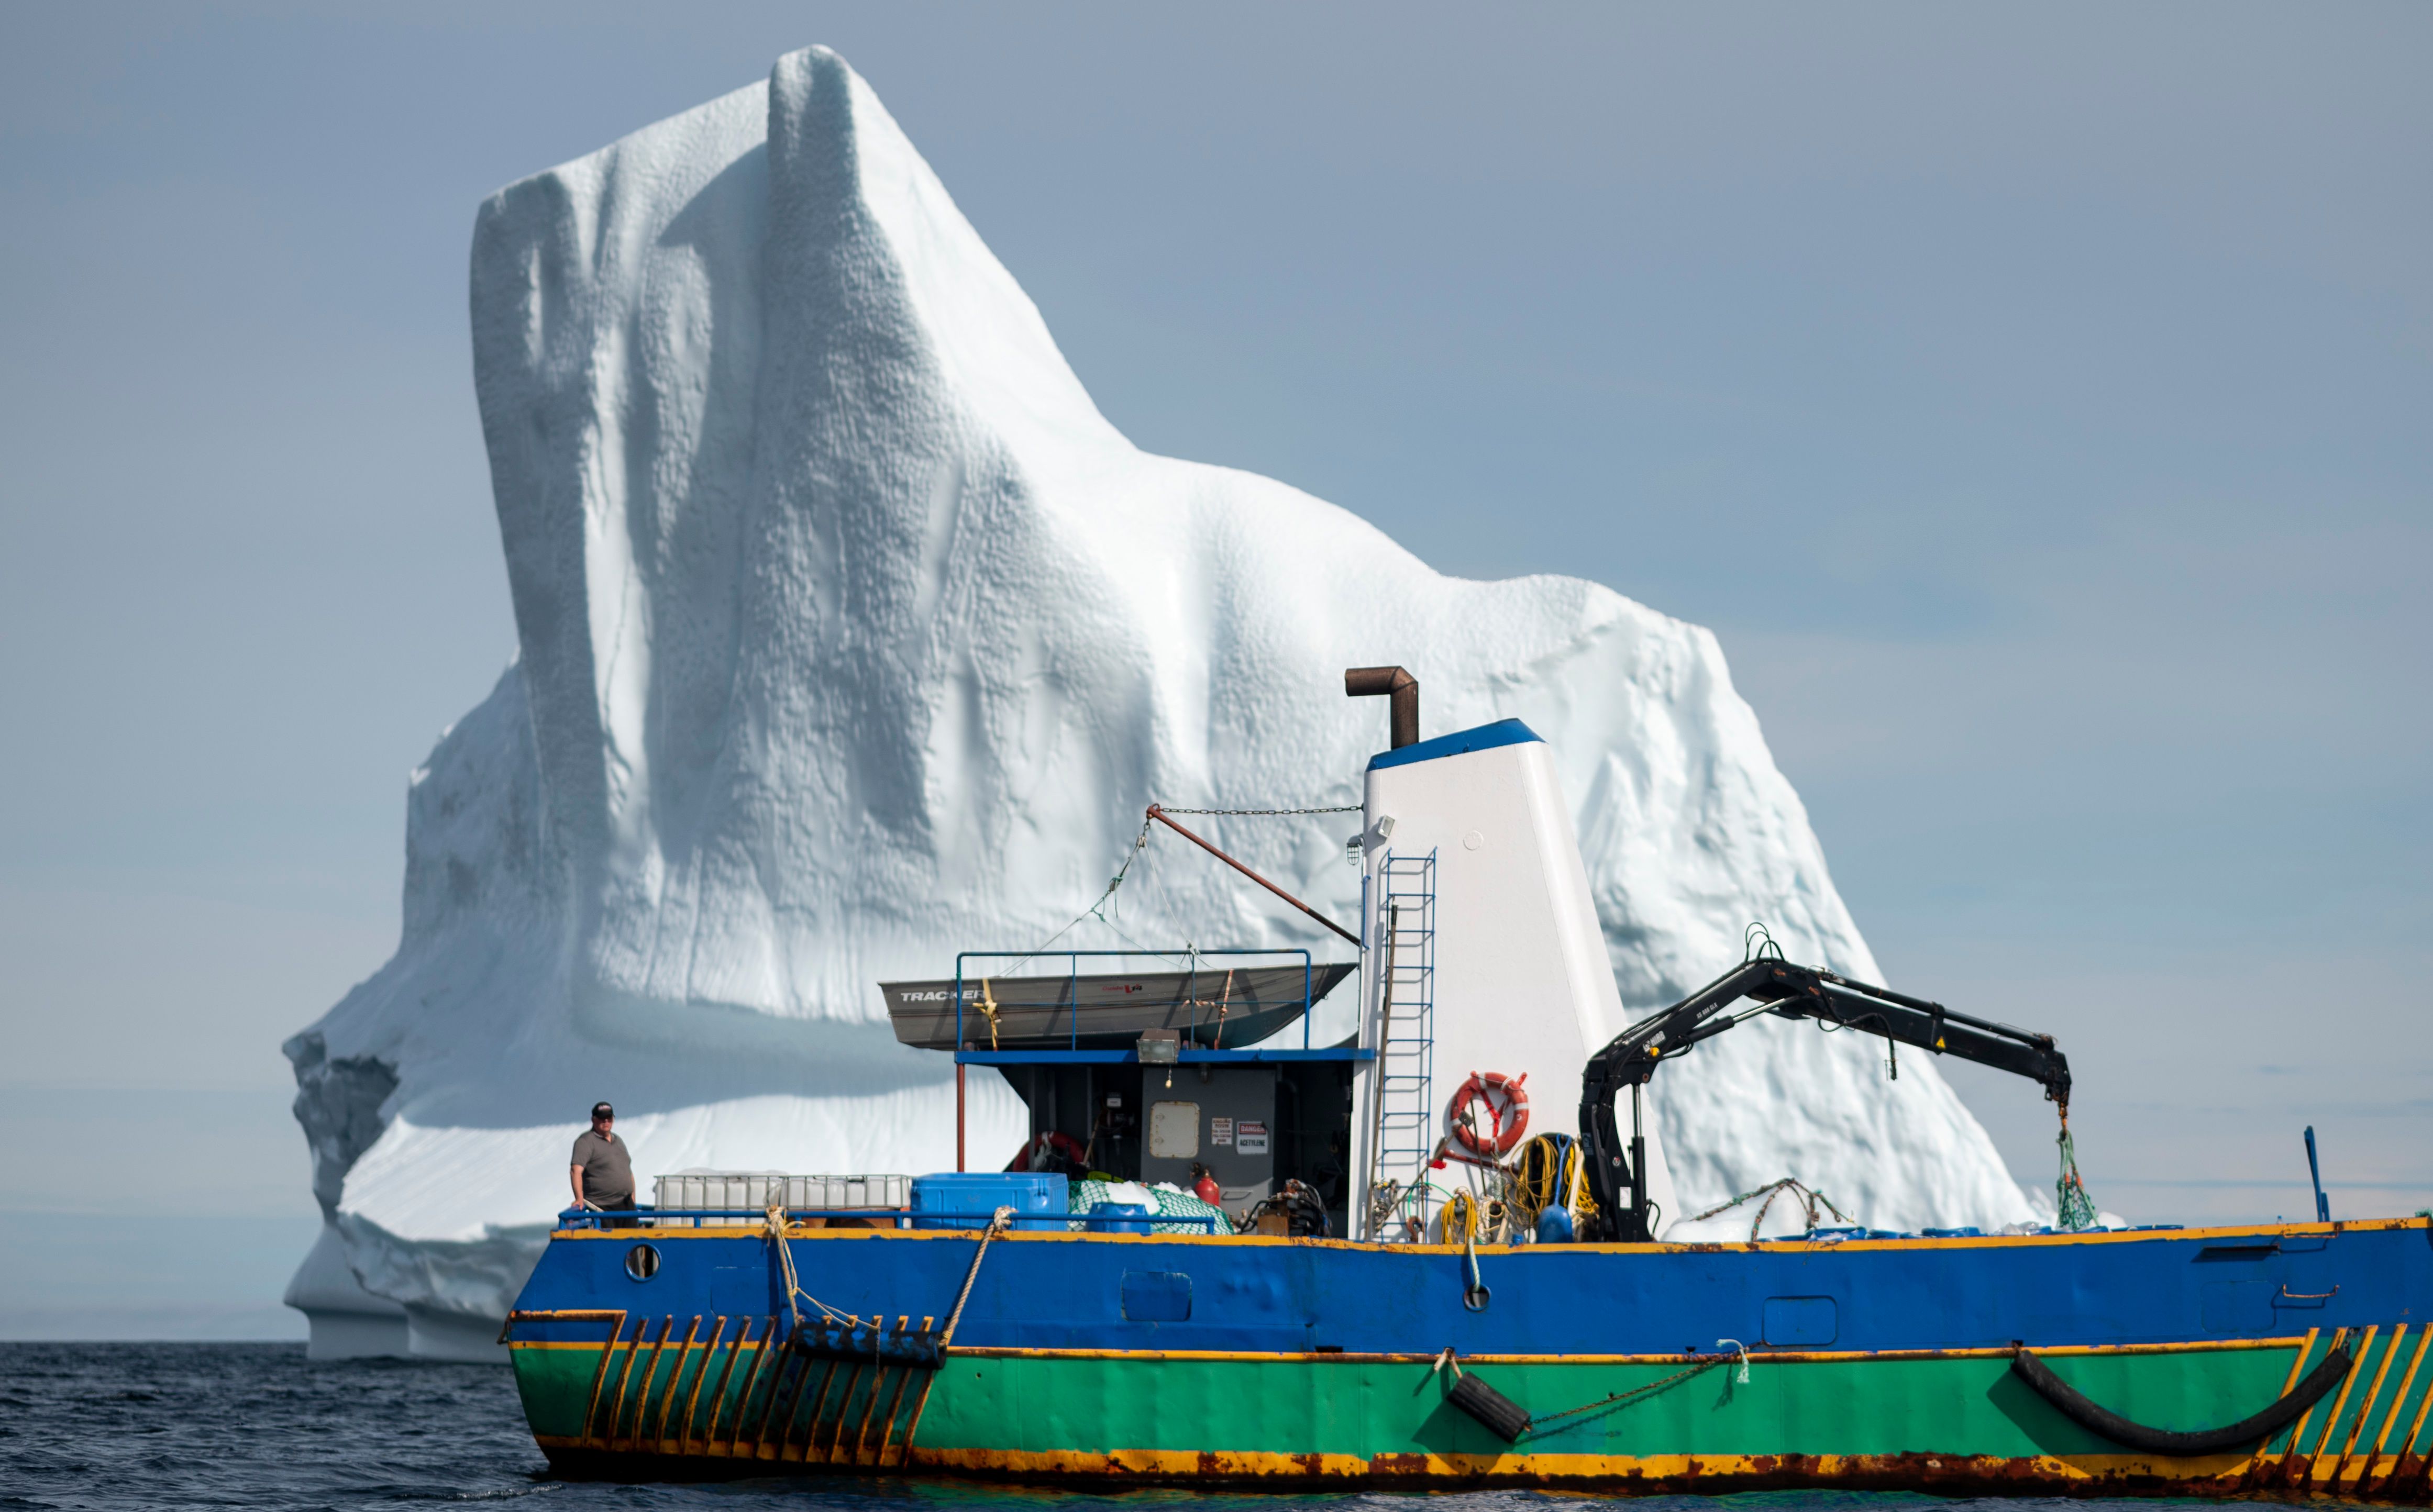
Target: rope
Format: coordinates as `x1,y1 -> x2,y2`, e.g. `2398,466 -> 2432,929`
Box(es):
976,979 -> 1001,1051
895,1204 -> 1014,1471
1682,1177 -> 1851,1240
1509,1133 -> 1598,1232
764,1206 -> 848,1333
1016,797 -> 1358,970
1717,1338 -> 1751,1384
937,1205 -> 1015,1351
1001,816 -> 1159,975
1442,1189 -> 1481,1242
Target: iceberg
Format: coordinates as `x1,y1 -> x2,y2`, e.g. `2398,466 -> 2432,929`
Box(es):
285,45 -> 2038,1360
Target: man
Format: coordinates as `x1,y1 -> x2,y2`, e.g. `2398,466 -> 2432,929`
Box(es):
570,1102 -> 637,1226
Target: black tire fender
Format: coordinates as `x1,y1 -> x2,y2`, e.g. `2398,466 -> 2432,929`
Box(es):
2010,1342 -> 2352,1456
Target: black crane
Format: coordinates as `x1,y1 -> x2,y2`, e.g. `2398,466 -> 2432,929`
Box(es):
1578,946 -> 2072,1242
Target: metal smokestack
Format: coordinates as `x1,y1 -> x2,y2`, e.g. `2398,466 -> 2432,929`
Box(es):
1344,665 -> 1419,748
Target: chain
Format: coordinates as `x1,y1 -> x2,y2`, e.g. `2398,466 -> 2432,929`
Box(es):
1524,1353 -> 1730,1436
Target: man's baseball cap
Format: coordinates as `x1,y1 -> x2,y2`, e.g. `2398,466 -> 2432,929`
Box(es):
591,1102 -> 615,1120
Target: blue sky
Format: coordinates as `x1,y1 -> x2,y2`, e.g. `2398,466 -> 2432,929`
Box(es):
2,3 -> 2426,1336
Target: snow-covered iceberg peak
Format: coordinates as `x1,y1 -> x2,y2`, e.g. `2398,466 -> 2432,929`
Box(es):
287,45 -> 2036,1358
471,49 -> 1164,1069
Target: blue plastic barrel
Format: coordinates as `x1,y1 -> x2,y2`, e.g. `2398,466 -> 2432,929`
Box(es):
1089,1200 -> 1154,1236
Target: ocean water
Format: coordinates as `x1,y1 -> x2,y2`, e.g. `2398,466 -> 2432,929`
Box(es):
0,1343 -> 2305,1512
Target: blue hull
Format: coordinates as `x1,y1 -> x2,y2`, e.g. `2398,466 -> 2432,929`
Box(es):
505,1215 -> 2433,1496
515,1217 -> 2429,1355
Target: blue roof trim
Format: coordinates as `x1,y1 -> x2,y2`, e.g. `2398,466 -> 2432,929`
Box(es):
1366,718 -> 1543,772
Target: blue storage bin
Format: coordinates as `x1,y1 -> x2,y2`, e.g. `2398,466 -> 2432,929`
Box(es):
910,1172 -> 1068,1230
1089,1200 -> 1154,1236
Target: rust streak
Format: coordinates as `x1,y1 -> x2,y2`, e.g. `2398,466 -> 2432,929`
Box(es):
794,1355 -> 841,1464
701,1315 -> 757,1451
2279,1326 -> 2347,1479
817,1361 -> 866,1463
597,1314 -> 655,1452
725,1316 -> 778,1457
2308,1323 -> 2377,1485
677,1315 -> 727,1453
648,1315 -> 701,1450
571,1309 -> 629,1451
761,1330 -> 818,1462
875,1316 -> 934,1469
895,1373 -> 939,1469
2336,1322 -> 2407,1488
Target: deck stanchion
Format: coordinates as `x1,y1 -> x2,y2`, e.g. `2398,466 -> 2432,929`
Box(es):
955,957 -> 967,1172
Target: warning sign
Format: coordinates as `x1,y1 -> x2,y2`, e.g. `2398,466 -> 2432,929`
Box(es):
1236,1120 -> 1268,1155
1210,1117 -> 1234,1147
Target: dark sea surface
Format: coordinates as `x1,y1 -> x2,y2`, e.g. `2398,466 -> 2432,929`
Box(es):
0,1343 -> 2330,1512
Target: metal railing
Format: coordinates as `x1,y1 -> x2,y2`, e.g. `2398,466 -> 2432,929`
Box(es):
555,1206 -> 1225,1234
951,947 -> 1317,1051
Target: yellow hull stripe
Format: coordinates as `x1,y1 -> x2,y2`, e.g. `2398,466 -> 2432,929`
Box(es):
510,1336 -> 2302,1363
555,1215 -> 2429,1254
530,1435 -> 2295,1485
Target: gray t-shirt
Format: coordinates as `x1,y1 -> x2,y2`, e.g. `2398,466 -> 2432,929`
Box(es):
571,1129 -> 634,1206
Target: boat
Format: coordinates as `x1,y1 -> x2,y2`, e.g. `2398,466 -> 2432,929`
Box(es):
504,665 -> 2433,1498
879,959 -> 1356,1051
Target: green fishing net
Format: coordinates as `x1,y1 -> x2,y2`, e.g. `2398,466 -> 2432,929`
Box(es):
2055,1120 -> 2098,1231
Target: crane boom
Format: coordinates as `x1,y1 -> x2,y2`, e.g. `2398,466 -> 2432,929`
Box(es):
1578,956 -> 2072,1241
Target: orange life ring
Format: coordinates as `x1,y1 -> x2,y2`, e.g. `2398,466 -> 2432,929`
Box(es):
1447,1071 -> 1530,1157
1008,1129 -> 1088,1173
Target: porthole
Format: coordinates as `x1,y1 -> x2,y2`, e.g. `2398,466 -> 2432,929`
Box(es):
625,1243 -> 660,1281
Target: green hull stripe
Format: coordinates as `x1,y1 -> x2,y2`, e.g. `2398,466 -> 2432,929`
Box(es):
512,1329 -> 2433,1467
